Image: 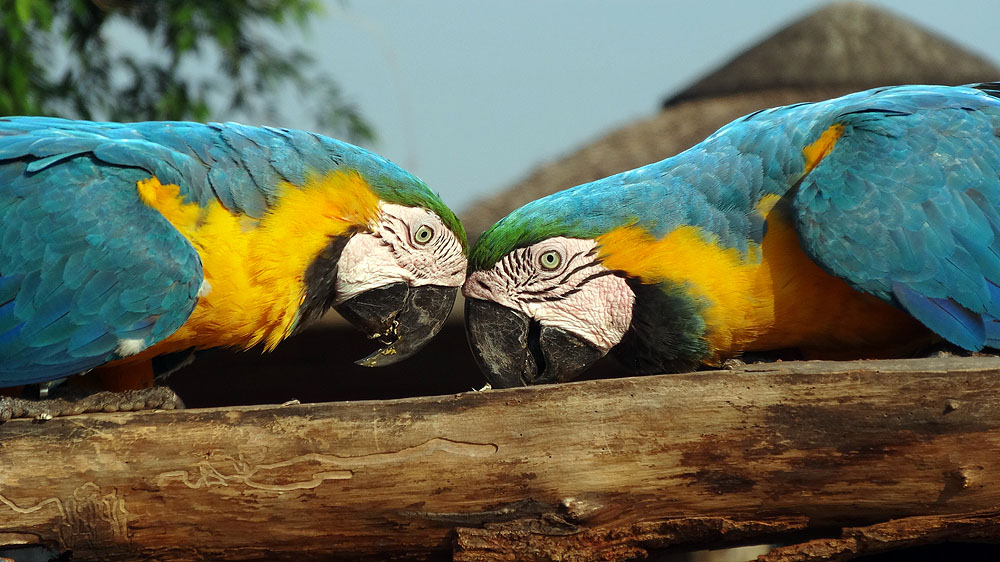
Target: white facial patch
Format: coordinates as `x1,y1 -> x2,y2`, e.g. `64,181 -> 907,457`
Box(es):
335,202 -> 466,304
463,237 -> 634,351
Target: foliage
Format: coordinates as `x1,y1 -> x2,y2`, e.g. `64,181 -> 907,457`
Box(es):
0,0 -> 373,142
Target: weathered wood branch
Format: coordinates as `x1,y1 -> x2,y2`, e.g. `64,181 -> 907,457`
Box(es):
758,509 -> 1000,562
1,356 -> 1000,561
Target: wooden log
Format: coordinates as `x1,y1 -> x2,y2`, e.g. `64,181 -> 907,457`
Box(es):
1,356 -> 1000,561
758,509 -> 1000,562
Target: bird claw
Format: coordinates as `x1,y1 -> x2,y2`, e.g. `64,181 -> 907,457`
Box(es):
722,358 -> 747,370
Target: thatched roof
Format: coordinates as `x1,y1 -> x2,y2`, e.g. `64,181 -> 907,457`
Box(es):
667,2 -> 999,106
461,2 -> 1000,242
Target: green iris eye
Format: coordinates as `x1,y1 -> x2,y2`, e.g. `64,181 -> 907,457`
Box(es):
414,225 -> 434,245
539,250 -> 562,271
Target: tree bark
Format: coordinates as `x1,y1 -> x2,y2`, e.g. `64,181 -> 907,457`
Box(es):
1,356 -> 1000,561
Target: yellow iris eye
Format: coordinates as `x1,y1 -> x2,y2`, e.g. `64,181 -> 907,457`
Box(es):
414,225 -> 434,245
539,250 -> 562,271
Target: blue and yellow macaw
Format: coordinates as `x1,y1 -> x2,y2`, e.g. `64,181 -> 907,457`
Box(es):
0,117 -> 467,390
464,83 -> 1000,387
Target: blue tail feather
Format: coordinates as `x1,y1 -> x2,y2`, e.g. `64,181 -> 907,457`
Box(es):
892,282 -> 985,350
985,281 -> 1000,348
985,318 -> 1000,348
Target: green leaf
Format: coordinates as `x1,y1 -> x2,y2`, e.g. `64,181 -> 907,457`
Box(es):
14,0 -> 32,25
214,21 -> 236,48
176,28 -> 195,53
32,1 -> 53,29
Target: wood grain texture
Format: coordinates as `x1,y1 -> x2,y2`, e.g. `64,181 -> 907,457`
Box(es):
1,356 -> 1000,561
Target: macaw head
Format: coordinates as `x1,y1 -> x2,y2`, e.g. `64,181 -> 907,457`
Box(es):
463,174 -> 729,387
293,138 -> 468,366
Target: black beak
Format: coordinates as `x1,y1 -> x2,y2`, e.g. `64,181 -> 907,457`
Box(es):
335,283 -> 457,367
464,298 -> 605,387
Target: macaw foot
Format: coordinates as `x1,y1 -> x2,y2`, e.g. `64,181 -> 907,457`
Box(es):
721,357 -> 747,370
928,343 -> 989,358
0,386 -> 183,422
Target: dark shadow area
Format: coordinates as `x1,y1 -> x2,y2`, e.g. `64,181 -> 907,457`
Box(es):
647,541 -> 1000,562
0,545 -> 66,562
165,321 -> 960,409
855,542 -> 1000,561
167,323 -> 636,408
167,323 -> 482,407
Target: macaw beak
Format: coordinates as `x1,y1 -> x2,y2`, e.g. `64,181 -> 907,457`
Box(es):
464,298 -> 605,387
335,283 -> 457,367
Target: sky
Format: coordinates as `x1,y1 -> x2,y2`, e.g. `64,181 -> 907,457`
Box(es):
277,0 -> 1000,213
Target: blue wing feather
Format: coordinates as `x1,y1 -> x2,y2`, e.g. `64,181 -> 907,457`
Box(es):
892,283 -> 986,350
792,84 -> 1000,350
0,158 -> 204,385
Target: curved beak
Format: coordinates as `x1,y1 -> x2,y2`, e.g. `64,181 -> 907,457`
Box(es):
335,283 -> 458,367
464,298 -> 605,387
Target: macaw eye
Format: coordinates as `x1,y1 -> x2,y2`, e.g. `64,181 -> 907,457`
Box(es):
414,224 -> 434,245
538,249 -> 562,271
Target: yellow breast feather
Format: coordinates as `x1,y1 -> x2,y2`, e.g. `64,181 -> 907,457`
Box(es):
133,171 -> 380,357
751,196 -> 929,357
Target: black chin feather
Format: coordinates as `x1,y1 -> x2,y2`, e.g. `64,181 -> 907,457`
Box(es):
611,278 -> 710,375
295,233 -> 353,332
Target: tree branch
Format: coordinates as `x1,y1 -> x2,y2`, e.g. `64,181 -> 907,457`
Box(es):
1,356 -> 999,561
